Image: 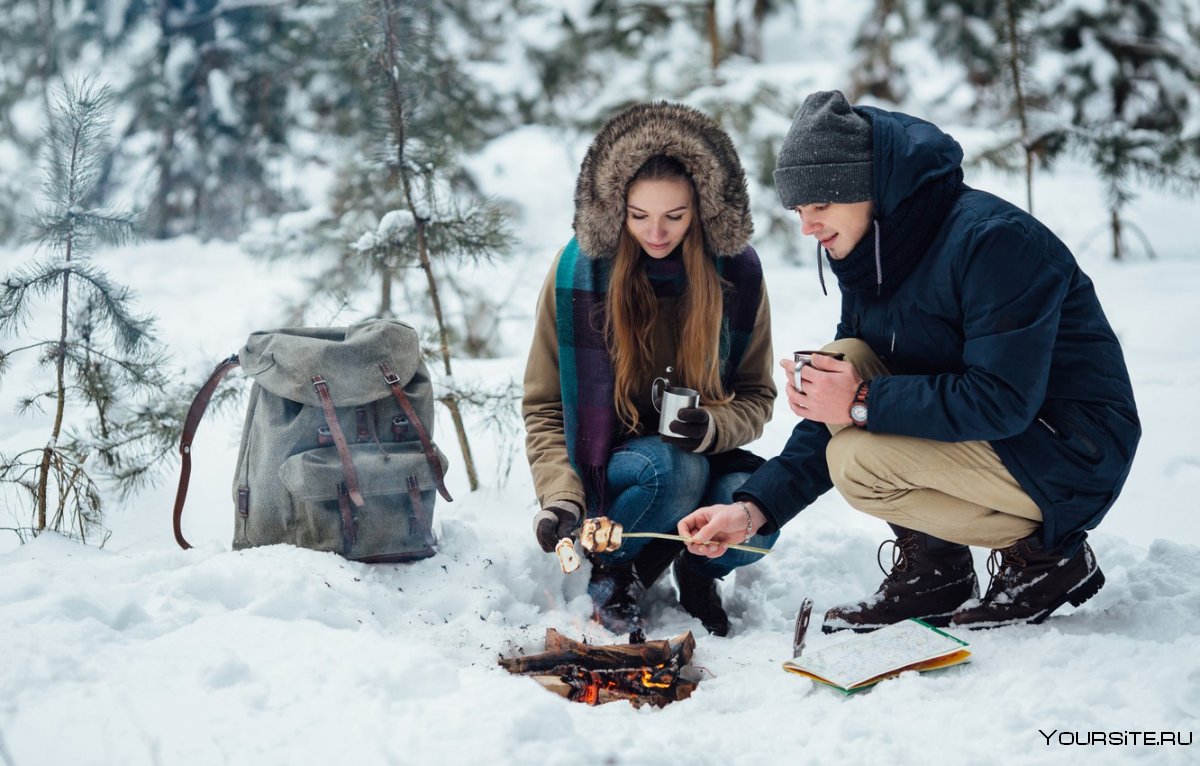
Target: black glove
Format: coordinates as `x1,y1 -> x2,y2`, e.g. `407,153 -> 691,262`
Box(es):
661,406 -> 713,453
533,502 -> 582,553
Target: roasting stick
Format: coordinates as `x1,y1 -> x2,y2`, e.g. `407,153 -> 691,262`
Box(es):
615,530 -> 772,555
576,515 -> 773,560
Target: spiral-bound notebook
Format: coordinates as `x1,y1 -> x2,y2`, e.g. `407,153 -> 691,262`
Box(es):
783,619 -> 971,694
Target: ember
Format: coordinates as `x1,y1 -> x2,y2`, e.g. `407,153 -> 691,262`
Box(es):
500,629 -> 700,707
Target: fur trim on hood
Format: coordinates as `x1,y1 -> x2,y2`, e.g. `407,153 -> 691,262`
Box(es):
573,101 -> 753,259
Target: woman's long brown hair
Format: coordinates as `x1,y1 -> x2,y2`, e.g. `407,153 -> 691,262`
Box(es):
606,155 -> 732,432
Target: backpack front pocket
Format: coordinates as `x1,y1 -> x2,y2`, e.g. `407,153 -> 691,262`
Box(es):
278,442 -> 448,562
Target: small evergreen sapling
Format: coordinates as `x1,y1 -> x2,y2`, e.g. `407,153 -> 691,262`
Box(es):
241,1 -> 527,490
0,79 -> 171,542
362,0 -> 520,492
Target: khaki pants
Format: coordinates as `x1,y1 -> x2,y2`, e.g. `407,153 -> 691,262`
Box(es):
821,339 -> 1042,549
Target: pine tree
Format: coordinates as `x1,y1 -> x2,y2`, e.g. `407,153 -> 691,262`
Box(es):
113,0 -> 307,238
895,0 -> 1199,252
0,79 -> 171,542
1042,0 -> 1200,258
333,0 -> 516,492
956,0 -> 1067,214
728,0 -> 778,63
850,0 -> 912,103
918,0 -> 1012,107
0,0 -> 354,243
241,0 -> 528,338
1001,0 -> 1034,211
0,0 -> 78,242
507,1 -> 704,128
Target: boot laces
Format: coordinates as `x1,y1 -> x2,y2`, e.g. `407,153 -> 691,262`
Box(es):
876,533 -> 919,579
983,544 -> 1027,600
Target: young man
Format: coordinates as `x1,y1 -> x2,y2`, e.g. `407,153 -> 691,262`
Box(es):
676,90 -> 1140,631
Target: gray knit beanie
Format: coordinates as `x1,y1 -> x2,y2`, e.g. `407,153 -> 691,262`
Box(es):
774,90 -> 873,208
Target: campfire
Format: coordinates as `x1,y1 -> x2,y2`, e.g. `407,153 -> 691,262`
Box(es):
500,629 -> 700,707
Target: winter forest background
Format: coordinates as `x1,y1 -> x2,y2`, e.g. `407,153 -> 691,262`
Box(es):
2,1 -> 1200,765
3,0 -> 1199,542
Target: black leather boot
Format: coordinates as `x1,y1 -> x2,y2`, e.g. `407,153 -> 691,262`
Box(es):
632,539 -> 685,590
674,553 -> 730,637
823,525 -> 978,634
951,537 -> 1104,629
587,559 -> 642,634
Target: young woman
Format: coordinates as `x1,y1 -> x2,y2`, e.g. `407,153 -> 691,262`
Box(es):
522,102 -> 778,636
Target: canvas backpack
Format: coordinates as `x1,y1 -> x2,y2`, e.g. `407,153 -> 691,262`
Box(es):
171,319 -> 451,563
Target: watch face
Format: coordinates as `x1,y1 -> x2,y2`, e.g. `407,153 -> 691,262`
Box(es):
850,403 -> 868,424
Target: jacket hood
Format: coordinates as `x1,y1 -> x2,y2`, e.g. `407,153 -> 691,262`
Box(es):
856,105 -> 964,219
573,101 -> 753,259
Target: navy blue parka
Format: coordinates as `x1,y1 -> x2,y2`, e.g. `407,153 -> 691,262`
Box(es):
737,106 -> 1141,552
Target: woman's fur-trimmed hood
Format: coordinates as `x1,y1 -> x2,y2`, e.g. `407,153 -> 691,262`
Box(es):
573,101 -> 753,259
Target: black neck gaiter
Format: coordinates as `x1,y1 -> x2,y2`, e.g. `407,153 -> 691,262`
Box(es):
826,167 -> 964,297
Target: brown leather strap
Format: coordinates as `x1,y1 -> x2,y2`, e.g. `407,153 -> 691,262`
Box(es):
337,481 -> 357,554
391,415 -> 409,441
172,354 -> 241,550
406,475 -> 434,547
380,362 -> 452,502
355,407 -> 370,442
312,375 -> 365,507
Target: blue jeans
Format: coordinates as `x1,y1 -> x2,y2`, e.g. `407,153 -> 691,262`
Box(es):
596,436 -> 779,578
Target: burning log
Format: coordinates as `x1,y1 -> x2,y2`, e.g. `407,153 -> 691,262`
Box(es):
500,628 -> 700,707
500,629 -> 692,673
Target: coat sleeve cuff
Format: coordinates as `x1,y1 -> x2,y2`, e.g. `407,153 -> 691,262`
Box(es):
694,415 -> 718,453
733,491 -> 780,536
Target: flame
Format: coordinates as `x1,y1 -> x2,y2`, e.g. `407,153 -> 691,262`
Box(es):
580,676 -> 601,705
569,663 -> 676,705
576,670 -> 621,705
641,665 -> 673,689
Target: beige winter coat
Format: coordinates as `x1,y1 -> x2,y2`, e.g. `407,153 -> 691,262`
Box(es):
526,101 -> 774,511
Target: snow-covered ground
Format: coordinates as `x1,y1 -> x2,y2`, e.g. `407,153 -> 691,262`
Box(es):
3,2 -> 1199,763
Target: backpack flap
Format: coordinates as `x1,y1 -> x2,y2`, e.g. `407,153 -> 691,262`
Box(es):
240,319 -> 423,407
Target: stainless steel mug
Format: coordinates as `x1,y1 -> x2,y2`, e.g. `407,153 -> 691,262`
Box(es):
651,376 -> 700,437
792,349 -> 846,393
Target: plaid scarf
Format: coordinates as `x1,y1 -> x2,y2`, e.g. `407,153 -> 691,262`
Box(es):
555,237 -> 763,515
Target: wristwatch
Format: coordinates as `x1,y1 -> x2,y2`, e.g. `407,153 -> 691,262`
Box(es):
849,381 -> 870,427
